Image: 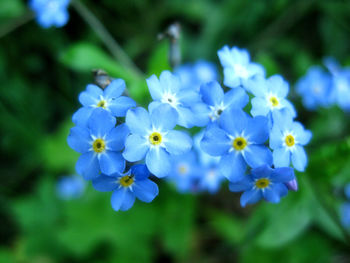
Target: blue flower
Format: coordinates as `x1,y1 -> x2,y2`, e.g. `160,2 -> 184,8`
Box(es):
56,175 -> 85,200
201,108 -> 272,182
147,71 -> 201,128
192,81 -> 249,126
168,151 -> 201,193
175,60 -> 218,91
123,104 -> 192,178
72,79 -> 136,127
92,164 -> 159,211
247,75 -> 296,124
229,164 -> 295,207
296,66 -> 333,110
218,45 -> 265,89
29,0 -> 70,28
270,110 -> 312,171
341,203 -> 350,228
345,183 -> 350,200
330,69 -> 350,112
67,108 -> 129,180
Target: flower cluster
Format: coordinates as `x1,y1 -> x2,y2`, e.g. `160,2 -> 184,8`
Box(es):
68,45 -> 311,211
29,0 -> 70,28
296,57 -> 350,111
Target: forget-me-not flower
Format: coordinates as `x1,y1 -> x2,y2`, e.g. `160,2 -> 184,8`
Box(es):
29,0 -> 70,28
73,79 -> 136,127
270,110 -> 312,171
123,104 -> 192,178
218,45 -> 265,89
92,164 -> 159,211
229,164 -> 295,207
56,175 -> 85,200
67,108 -> 129,180
201,108 -> 272,182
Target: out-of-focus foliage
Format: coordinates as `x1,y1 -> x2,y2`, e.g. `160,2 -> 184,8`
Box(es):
1,0 -> 350,262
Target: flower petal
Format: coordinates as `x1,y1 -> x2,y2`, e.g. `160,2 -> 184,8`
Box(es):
111,188 -> 135,211
145,147 -> 171,178
133,179 -> 159,203
99,151 -> 125,175
244,145 -> 272,168
164,130 -> 192,155
200,125 -> 231,156
251,97 -> 270,117
150,104 -> 177,131
146,74 -> 163,100
219,152 -> 246,182
108,96 -> 136,117
88,108 -> 116,137
123,134 -> 149,162
72,107 -> 94,127
125,107 -> 152,135
92,175 -> 119,192
291,145 -> 307,172
79,84 -> 102,106
200,81 -> 224,106
104,79 -> 125,99
292,122 -> 312,146
245,116 -> 269,144
75,152 -> 100,180
240,189 -> 262,207
105,123 -> 129,151
219,108 -> 249,135
67,126 -> 91,153
272,167 -> 295,183
223,87 -> 249,109
228,176 -> 253,192
273,147 -> 291,168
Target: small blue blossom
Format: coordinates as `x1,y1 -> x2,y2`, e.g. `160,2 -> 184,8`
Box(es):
147,71 -> 201,128
247,75 -> 296,125
67,108 -> 129,180
330,68 -> 350,112
56,175 -> 85,200
341,203 -> 350,228
229,164 -> 295,207
123,104 -> 192,178
168,151 -> 201,193
29,0 -> 70,28
175,60 -> 218,91
193,81 -> 249,126
218,45 -> 265,89
270,110 -> 312,171
345,183 -> 350,200
92,164 -> 159,212
201,108 -> 272,182
296,66 -> 333,110
72,79 -> 136,127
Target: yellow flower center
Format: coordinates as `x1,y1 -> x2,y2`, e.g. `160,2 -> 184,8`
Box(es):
92,138 -> 106,153
255,178 -> 270,189
285,135 -> 295,147
149,132 -> 162,145
178,165 -> 188,175
120,175 -> 134,187
269,96 -> 279,107
97,100 -> 107,109
232,137 -> 247,151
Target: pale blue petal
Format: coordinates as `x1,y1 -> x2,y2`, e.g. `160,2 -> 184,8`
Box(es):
292,122 -> 312,146
146,74 -> 163,100
125,107 -> 152,135
79,84 -> 102,106
111,188 -> 135,211
240,189 -> 262,207
133,179 -> 159,202
123,134 -> 149,162
200,81 -> 224,106
223,67 -> 241,88
223,87 -> 249,109
176,106 -> 195,128
72,107 -> 94,127
177,89 -> 200,105
150,104 -> 177,131
159,71 -> 181,93
76,152 -> 100,180
269,125 -> 284,149
273,147 -> 291,168
109,96 -> 136,117
200,126 -> 231,156
251,97 -> 270,117
145,147 -> 171,178
67,126 -> 91,153
291,145 -> 307,172
105,124 -> 129,151
245,116 -> 269,144
244,145 -> 272,168
219,152 -> 246,182
88,108 -> 116,137
120,191 -> 136,211
263,187 -> 281,203
219,108 -> 249,135
164,130 -> 192,155
268,75 -> 289,98
92,175 -> 119,192
99,151 -> 125,175
229,176 -> 253,192
104,79 -> 125,99
272,167 -> 295,183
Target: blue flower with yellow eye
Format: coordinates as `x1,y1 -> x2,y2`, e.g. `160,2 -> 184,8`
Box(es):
123,104 -> 192,178
67,108 -> 129,180
193,81 -> 249,126
229,164 -> 295,207
296,66 -> 333,110
270,110 -> 312,172
73,79 -> 136,127
29,0 -> 70,28
247,75 -> 296,124
175,60 -> 218,91
147,71 -> 201,128
218,45 -> 265,89
92,164 -> 159,212
201,108 -> 272,182
56,175 -> 85,200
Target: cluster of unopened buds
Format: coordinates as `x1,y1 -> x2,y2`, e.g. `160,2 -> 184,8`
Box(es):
68,45 -> 312,211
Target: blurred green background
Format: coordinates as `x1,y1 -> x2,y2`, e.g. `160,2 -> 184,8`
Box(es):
1,0 -> 350,262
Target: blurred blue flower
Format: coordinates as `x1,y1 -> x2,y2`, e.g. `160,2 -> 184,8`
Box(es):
201,108 -> 272,182
341,203 -> 350,228
56,175 -> 85,200
175,60 -> 218,91
270,110 -> 312,171
123,104 -> 192,178
67,108 -> 129,180
247,75 -> 296,125
192,81 -> 249,126
229,164 -> 295,207
218,45 -> 265,89
168,151 -> 200,193
29,0 -> 70,28
147,71 -> 201,128
92,164 -> 159,212
345,183 -> 350,200
296,66 -> 333,110
72,79 -> 136,127
330,68 -> 350,112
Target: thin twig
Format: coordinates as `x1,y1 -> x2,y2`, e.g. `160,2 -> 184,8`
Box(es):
0,11 -> 34,39
71,0 -> 144,77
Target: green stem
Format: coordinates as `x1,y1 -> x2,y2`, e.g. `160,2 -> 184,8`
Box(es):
0,11 -> 34,39
71,0 -> 144,77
